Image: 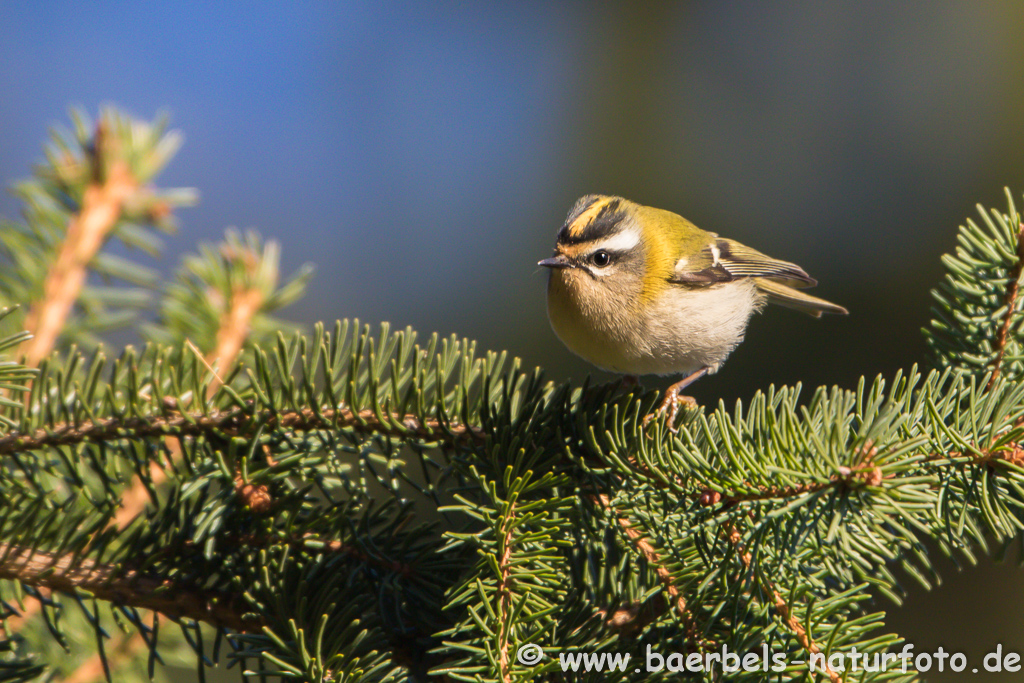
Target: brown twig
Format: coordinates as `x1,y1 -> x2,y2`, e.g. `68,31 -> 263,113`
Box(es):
211,288 -> 263,388
694,441 -> 1024,506
496,502 -> 515,683
900,443 -> 1024,476
698,462 -> 885,507
988,220 -> 1024,390
20,124 -> 137,368
0,405 -> 481,458
627,441 -> 886,508
1,530 -> 417,621
726,526 -> 841,683
112,282 -> 264,531
0,543 -> 260,633
592,494 -> 703,645
4,127 -> 141,632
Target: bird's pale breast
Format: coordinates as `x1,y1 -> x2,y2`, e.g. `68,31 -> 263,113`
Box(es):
547,276 -> 764,376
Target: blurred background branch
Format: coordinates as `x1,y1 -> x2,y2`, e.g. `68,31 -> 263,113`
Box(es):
0,110 -> 312,682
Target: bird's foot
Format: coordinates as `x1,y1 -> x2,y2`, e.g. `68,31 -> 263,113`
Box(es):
640,366 -> 710,432
642,389 -> 698,432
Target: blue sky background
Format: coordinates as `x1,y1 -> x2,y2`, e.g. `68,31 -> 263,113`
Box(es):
4,4 -> 1024,677
3,2 -> 1024,402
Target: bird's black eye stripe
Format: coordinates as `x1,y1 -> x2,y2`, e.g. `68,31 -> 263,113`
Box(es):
591,250 -> 612,267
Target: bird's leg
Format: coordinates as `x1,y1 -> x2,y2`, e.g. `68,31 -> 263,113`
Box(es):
618,374 -> 640,391
642,366 -> 709,432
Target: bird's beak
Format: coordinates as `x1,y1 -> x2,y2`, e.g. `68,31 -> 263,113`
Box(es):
538,254 -> 573,269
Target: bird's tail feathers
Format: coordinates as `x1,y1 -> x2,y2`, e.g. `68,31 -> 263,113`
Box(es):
755,278 -> 848,318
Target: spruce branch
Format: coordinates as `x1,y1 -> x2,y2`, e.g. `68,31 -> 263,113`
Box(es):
0,322 -> 1014,681
20,134 -> 136,367
0,108 -> 195,362
726,524 -> 841,683
61,230 -> 308,683
1,320 -> 521,681
143,228 -> 314,371
495,500 -> 515,683
927,187 -> 1024,380
116,229 -> 312,529
0,116 -> 305,681
0,544 -> 259,632
989,217 -> 1024,389
0,405 -> 479,458
592,493 -> 702,643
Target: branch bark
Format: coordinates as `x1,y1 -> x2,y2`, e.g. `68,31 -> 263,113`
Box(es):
113,281 -> 265,531
988,220 -> 1024,389
726,525 -> 841,683
0,406 -> 481,458
496,501 -> 515,683
0,544 -> 260,633
593,494 -> 704,646
20,123 -> 137,367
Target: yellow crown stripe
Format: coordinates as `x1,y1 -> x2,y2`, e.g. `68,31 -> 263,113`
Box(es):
567,197 -> 616,237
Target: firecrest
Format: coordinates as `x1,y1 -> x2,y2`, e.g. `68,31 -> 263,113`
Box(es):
539,195 -> 847,429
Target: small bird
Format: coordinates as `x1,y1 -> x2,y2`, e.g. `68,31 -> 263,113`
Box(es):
539,195 -> 847,430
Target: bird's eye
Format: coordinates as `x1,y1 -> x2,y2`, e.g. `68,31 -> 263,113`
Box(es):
591,250 -> 611,267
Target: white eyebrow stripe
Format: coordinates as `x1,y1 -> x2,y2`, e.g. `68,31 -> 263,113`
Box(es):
594,229 -> 641,253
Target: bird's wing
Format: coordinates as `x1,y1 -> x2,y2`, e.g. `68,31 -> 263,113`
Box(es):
668,238 -> 847,316
668,238 -> 817,289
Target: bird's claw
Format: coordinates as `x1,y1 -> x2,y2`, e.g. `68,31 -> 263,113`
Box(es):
642,390 -> 698,432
